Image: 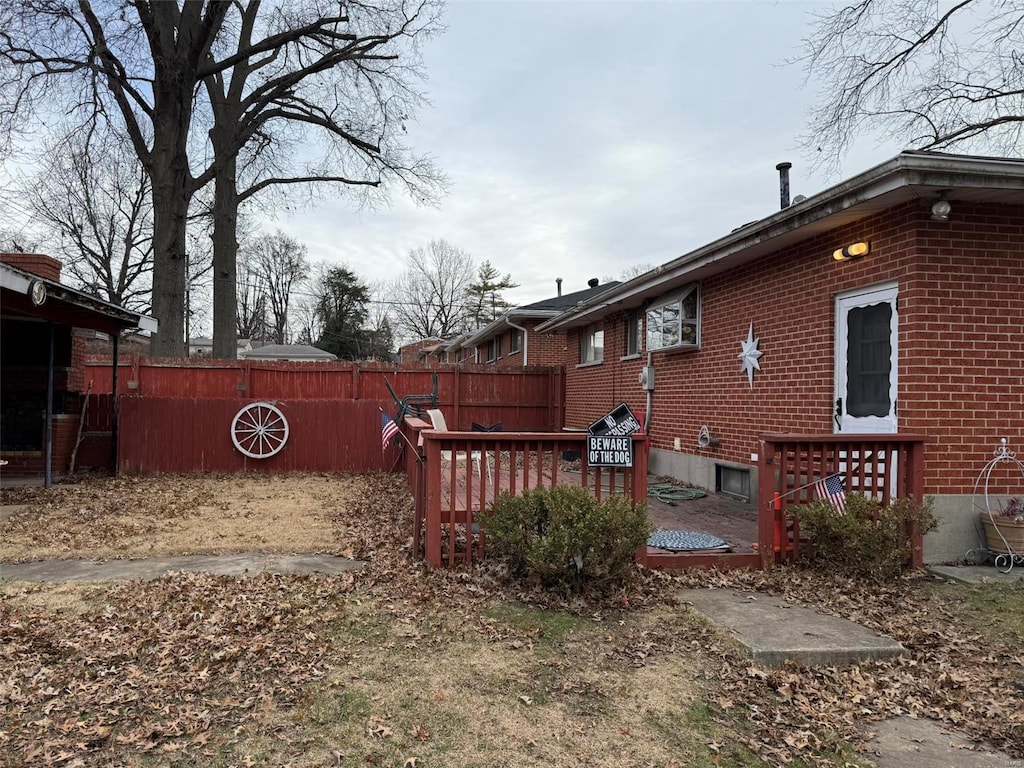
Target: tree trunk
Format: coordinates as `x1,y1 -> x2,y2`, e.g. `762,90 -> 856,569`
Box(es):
148,166 -> 190,358
211,143 -> 239,359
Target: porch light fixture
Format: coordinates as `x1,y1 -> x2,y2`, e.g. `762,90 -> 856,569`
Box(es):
832,241 -> 870,262
930,192 -> 952,221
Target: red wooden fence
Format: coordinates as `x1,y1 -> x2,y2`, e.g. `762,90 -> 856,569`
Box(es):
86,357 -> 564,432
757,434 -> 928,569
401,416 -> 650,568
118,397 -> 398,474
108,363 -> 565,474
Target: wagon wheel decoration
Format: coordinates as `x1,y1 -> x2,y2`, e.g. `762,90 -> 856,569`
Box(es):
231,402 -> 290,459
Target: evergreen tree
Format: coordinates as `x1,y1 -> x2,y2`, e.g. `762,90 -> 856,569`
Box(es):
465,261 -> 519,328
314,267 -> 370,360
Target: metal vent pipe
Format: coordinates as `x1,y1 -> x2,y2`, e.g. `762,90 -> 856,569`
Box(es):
776,162 -> 792,209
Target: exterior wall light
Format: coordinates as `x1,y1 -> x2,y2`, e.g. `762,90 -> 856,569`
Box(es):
832,241 -> 870,262
930,193 -> 952,221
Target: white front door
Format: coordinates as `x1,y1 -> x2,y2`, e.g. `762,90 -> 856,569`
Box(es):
834,283 -> 898,434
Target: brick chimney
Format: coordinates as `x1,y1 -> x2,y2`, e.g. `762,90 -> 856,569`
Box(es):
1,252 -> 63,282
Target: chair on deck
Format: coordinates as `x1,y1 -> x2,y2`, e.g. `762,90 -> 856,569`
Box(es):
426,409 -> 491,479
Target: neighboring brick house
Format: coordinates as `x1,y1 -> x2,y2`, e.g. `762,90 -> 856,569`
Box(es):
1,253 -> 156,483
538,151 -> 1024,563
463,279 -> 621,368
398,337 -> 443,365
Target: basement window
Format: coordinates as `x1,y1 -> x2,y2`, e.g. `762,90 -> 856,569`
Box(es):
646,284 -> 700,351
716,464 -> 751,502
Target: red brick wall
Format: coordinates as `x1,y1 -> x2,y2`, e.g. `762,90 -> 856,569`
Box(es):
0,252 -> 63,281
563,201 -> 1024,495
398,338 -> 441,365
1,415 -> 78,475
491,320 -> 570,368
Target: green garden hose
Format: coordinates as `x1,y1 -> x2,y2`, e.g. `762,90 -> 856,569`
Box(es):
648,482 -> 707,503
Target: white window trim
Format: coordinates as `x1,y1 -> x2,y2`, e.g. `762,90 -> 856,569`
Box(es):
646,283 -> 700,352
579,325 -> 605,365
625,311 -> 643,357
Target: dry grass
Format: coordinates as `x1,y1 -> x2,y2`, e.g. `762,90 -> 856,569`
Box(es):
0,473 -> 351,562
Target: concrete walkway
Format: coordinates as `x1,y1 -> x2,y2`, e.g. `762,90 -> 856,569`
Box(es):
679,588 -> 905,667
679,585 -> 1019,767
0,553 -> 364,582
868,717 -> 1015,768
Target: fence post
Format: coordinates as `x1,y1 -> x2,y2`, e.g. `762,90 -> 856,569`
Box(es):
907,439 -> 926,569
425,435 -> 442,567
452,368 -> 460,429
632,433 -> 650,568
757,439 -> 776,570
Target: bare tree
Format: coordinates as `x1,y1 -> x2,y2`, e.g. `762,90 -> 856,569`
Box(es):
292,260 -> 330,345
390,239 -> 475,341
0,0 -> 444,357
236,243 -> 269,341
19,128 -> 153,310
798,0 -> 1024,171
247,230 -> 309,344
620,263 -> 654,281
201,0 -> 445,358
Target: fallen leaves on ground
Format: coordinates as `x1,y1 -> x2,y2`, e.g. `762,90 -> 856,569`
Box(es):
2,472 -> 1022,767
2,571 -> 350,765
0,475 -> 214,559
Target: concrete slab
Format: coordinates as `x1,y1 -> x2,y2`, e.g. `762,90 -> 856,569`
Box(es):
0,553 -> 365,583
0,504 -> 30,523
869,716 -> 1015,768
678,588 -> 905,668
929,564 -> 1024,585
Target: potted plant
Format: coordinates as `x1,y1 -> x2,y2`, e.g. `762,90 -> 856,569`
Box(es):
981,497 -> 1024,554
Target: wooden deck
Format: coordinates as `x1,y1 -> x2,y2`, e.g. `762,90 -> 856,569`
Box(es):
400,418 -> 927,573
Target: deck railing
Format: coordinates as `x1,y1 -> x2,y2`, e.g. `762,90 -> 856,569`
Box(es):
757,434 -> 928,569
402,417 -> 649,567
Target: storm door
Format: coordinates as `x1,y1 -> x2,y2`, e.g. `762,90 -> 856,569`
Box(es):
834,284 -> 898,434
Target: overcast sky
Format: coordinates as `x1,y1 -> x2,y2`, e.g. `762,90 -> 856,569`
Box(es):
273,0 -> 903,306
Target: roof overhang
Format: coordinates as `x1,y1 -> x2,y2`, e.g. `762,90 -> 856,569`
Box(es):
463,310 -> 558,347
538,151 -> 1024,332
1,262 -> 158,334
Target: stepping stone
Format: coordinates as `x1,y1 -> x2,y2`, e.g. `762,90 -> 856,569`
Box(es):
869,716 -> 1013,768
0,553 -> 365,582
679,588 -> 904,667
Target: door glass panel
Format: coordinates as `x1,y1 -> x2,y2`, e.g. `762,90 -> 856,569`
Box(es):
846,303 -> 891,417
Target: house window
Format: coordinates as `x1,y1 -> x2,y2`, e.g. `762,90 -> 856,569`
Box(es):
509,330 -> 522,354
625,312 -> 642,356
580,326 -> 604,364
486,336 -> 502,363
646,284 -> 700,351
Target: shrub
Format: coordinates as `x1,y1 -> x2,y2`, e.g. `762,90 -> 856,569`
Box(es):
789,492 -> 937,580
481,485 -> 653,593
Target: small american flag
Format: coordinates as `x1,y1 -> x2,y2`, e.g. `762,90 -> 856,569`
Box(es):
380,411 -> 399,453
814,474 -> 846,514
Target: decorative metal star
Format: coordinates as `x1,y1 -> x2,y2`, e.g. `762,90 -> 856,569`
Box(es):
738,322 -> 763,388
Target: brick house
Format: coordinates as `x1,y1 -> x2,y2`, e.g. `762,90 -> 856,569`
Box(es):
398,337 -> 443,365
1,253 -> 156,484
537,151 -> 1024,563
463,278 -> 620,367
